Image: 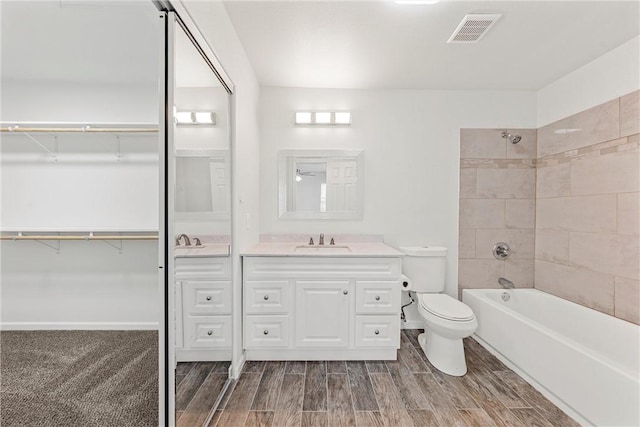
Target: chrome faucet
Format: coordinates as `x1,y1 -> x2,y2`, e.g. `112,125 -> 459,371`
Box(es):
498,277 -> 515,289
176,234 -> 191,246
319,233 -> 324,245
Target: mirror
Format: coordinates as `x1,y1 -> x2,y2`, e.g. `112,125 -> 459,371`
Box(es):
279,149 -> 363,220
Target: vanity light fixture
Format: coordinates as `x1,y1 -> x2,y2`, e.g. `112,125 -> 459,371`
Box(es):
394,0 -> 440,4
175,110 -> 216,125
295,111 -> 352,126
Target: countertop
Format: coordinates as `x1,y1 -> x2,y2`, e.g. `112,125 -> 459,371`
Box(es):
242,242 -> 402,257
174,243 -> 230,258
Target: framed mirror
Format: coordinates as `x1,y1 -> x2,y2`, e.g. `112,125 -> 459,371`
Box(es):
278,149 -> 363,220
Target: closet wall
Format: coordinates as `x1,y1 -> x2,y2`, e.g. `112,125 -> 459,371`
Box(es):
0,3 -> 161,329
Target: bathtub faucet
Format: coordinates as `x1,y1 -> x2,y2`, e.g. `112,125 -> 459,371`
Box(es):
498,277 -> 515,289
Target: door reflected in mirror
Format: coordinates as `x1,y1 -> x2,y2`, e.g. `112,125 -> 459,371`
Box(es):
279,150 -> 363,220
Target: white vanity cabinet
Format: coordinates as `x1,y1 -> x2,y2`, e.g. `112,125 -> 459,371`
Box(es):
242,256 -> 402,360
175,256 -> 232,361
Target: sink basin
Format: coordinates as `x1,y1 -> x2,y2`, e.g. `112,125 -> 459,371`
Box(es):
175,244 -> 230,257
294,245 -> 352,254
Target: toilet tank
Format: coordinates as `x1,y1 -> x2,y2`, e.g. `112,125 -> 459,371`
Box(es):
399,246 -> 448,292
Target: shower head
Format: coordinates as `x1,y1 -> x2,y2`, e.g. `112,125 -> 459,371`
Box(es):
501,131 -> 522,144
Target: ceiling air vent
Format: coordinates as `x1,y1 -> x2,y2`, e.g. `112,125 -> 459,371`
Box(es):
447,13 -> 502,44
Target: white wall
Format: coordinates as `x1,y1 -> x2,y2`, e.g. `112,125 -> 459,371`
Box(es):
537,36 -> 640,127
259,87 -> 537,302
181,0 -> 261,377
1,80 -> 160,329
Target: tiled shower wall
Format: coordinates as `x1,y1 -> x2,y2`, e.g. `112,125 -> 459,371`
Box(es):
458,129 -> 538,292
535,91 -> 639,325
458,90 -> 639,325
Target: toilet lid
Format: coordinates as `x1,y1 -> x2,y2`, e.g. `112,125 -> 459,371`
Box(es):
418,294 -> 475,321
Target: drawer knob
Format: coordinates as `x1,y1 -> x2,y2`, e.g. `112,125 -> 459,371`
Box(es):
375,295 -> 381,301
263,295 -> 269,301
374,330 -> 380,335
206,296 -> 212,301
207,330 -> 213,336
343,290 -> 348,295
263,330 -> 269,335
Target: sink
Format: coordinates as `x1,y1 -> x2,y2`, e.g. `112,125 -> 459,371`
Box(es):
294,245 -> 352,254
175,244 -> 230,257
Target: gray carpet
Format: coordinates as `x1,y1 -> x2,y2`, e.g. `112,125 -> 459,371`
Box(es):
1,330 -> 158,427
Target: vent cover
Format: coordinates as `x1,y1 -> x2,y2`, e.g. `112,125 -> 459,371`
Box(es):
447,14 -> 502,43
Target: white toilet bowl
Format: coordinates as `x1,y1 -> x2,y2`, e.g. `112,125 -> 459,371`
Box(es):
416,293 -> 477,376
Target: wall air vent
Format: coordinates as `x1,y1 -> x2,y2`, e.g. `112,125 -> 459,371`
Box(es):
447,13 -> 502,43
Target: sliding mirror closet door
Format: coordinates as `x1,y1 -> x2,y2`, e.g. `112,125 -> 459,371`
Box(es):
0,2 -> 162,426
167,15 -> 233,426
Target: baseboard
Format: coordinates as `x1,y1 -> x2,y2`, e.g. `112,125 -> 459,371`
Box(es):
1,322 -> 160,331
401,321 -> 423,329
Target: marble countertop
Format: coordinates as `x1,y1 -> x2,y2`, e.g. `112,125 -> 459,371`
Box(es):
174,243 -> 230,258
242,242 -> 402,257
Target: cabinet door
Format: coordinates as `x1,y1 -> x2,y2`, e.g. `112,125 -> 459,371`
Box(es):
295,280 -> 350,348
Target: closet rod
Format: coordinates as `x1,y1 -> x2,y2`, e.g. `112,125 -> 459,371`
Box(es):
1,235 -> 158,241
0,127 -> 158,133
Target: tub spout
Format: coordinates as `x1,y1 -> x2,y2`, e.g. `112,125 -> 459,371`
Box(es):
498,277 -> 515,289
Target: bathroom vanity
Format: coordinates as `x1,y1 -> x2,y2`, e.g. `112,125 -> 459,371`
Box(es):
174,244 -> 232,362
242,241 -> 402,360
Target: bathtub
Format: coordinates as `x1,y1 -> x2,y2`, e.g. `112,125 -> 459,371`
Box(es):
463,288 -> 640,427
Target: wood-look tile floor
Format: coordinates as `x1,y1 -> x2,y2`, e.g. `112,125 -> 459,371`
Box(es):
176,361 -> 231,427
208,330 -> 580,426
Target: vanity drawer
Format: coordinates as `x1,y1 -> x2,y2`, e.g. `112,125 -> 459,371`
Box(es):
355,281 -> 400,314
183,281 -> 231,315
184,315 -> 231,348
244,315 -> 289,348
244,281 -> 290,314
355,315 -> 400,347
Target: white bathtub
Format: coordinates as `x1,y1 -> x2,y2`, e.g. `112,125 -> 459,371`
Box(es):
463,288 -> 640,427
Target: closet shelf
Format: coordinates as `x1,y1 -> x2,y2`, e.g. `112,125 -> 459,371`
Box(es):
0,122 -> 158,134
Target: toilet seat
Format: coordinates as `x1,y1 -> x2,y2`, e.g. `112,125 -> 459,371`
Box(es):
418,294 -> 475,322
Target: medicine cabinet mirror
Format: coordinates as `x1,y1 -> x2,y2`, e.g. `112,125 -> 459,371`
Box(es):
278,149 -> 363,220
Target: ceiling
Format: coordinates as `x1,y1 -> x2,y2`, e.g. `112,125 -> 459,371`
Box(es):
223,0 -> 640,90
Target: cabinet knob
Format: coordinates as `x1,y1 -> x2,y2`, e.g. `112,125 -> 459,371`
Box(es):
207,330 -> 213,336
206,296 -> 212,301
263,330 -> 269,335
374,330 -> 380,335
343,290 -> 348,295
375,295 -> 381,301
263,295 -> 269,301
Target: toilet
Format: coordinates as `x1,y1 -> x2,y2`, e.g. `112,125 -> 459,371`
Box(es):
400,246 -> 477,376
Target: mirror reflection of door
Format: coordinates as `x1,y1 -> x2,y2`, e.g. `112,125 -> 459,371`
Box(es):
293,159 -> 357,213
294,161 -> 327,212
170,17 -> 233,427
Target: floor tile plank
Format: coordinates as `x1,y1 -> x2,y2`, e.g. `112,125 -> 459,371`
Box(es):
385,359 -> 432,410
243,361 -> 267,373
252,361 -> 286,411
432,410 -> 470,427
245,411 -> 274,427
327,374 -> 356,426
354,411 -> 386,427
176,362 -> 215,412
510,408 -> 557,427
177,373 -> 228,427
369,373 -> 415,427
408,409 -> 439,426
207,409 -> 222,427
346,361 -> 379,411
414,373 -> 457,410
273,374 -> 305,427
285,361 -> 306,374
464,338 -> 508,372
431,370 -> 480,410
399,333 -> 431,373
303,361 -> 327,411
216,373 -> 263,427
302,411 -> 328,427
459,408 -> 499,427
327,361 -> 347,374
365,361 -> 388,374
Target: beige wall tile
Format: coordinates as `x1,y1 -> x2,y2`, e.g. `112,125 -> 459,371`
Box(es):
534,260 -> 614,314
459,228 -> 476,259
614,276 -> 640,325
571,148 -> 639,195
620,90 -> 639,138
618,192 -> 639,235
506,129 -> 537,159
476,168 -> 536,199
475,229 -> 534,259
535,229 -> 569,264
460,129 -> 506,159
536,163 -> 570,198
459,168 -> 477,198
459,199 -> 506,228
538,99 -> 620,157
569,232 -> 639,280
505,199 -> 535,229
505,259 -> 534,288
536,195 -> 617,233
458,259 -> 504,289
